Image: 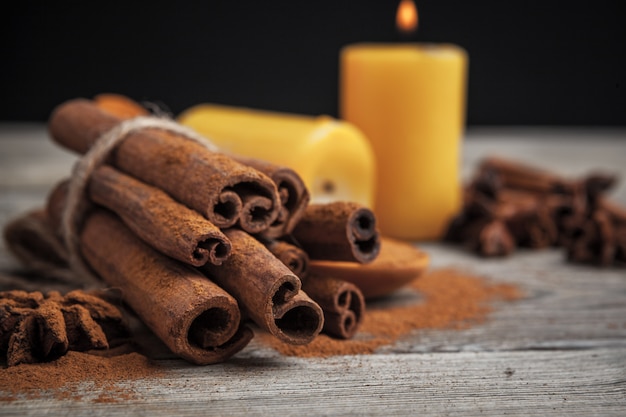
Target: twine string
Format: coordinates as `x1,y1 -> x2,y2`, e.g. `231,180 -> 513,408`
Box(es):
60,115 -> 218,283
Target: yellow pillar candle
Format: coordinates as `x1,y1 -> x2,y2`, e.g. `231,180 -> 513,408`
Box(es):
340,7 -> 467,240
178,105 -> 376,208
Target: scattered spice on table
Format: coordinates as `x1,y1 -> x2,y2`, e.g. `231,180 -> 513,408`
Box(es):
257,268 -> 522,357
0,350 -> 162,403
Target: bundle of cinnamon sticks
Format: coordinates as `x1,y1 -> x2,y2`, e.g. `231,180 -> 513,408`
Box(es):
445,156 -> 626,266
3,94 -> 382,364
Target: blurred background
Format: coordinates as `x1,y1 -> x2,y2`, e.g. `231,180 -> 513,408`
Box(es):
2,0 -> 625,125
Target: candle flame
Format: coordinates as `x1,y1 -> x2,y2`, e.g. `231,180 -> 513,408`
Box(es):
396,0 -> 418,34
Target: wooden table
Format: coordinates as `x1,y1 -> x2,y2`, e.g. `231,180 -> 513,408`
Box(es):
1,125 -> 625,416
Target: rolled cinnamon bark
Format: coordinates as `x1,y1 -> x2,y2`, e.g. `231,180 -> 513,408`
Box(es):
448,155 -> 624,265
47,98 -> 281,234
3,209 -> 69,272
93,93 -> 151,119
200,229 -> 323,345
80,212 -> 252,365
445,212 -> 516,257
80,211 -> 253,364
292,202 -> 380,264
264,239 -> 309,279
564,198 -> 626,267
566,209 -> 616,266
302,274 -> 365,339
3,208 -> 97,288
88,165 -> 231,266
478,156 -> 574,194
452,187 -> 557,252
45,186 -> 252,365
233,156 -> 310,239
478,156 -> 616,213
597,196 -> 626,226
309,237 -> 429,299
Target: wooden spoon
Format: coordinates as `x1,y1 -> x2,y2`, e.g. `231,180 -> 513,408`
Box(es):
309,237 -> 429,299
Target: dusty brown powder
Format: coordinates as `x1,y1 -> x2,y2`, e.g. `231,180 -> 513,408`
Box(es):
0,268 -> 521,402
259,268 -> 523,357
0,348 -> 162,402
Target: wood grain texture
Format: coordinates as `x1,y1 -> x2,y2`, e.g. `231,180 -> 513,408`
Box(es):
0,349 -> 624,416
1,124 -> 625,416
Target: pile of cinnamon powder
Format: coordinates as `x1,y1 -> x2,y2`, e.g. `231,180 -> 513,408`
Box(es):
0,350 -> 162,402
259,268 -> 522,357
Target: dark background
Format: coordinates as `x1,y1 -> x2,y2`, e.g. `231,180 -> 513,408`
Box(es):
2,0 -> 625,125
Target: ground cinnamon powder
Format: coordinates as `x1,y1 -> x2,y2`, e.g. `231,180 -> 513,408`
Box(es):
0,349 -> 162,402
258,268 -> 522,357
0,268 -> 521,402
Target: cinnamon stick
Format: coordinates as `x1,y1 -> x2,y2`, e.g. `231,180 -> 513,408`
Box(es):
84,211 -> 252,364
447,185 -> 557,254
478,156 -> 574,195
3,209 -> 69,272
292,202 -> 380,264
93,93 -> 150,119
264,239 -> 309,280
95,91 -> 310,240
564,197 -> 626,267
200,229 -> 323,345
87,165 -> 231,266
446,211 -> 516,257
302,274 -> 365,339
476,156 -> 618,240
566,209 -> 615,266
45,185 -> 252,364
47,98 -> 281,234
232,156 -> 310,239
597,196 -> 626,226
309,237 -> 429,300
448,155 -> 626,266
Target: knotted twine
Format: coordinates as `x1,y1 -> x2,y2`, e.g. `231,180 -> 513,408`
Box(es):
60,115 -> 219,285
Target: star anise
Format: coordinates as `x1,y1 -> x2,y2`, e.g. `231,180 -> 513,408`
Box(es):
0,289 -> 129,366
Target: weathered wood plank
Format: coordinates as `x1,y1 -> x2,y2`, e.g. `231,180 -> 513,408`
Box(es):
403,243 -> 626,353
1,349 -> 624,417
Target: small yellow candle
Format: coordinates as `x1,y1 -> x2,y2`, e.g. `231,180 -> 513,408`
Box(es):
340,0 -> 467,240
178,105 -> 376,207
